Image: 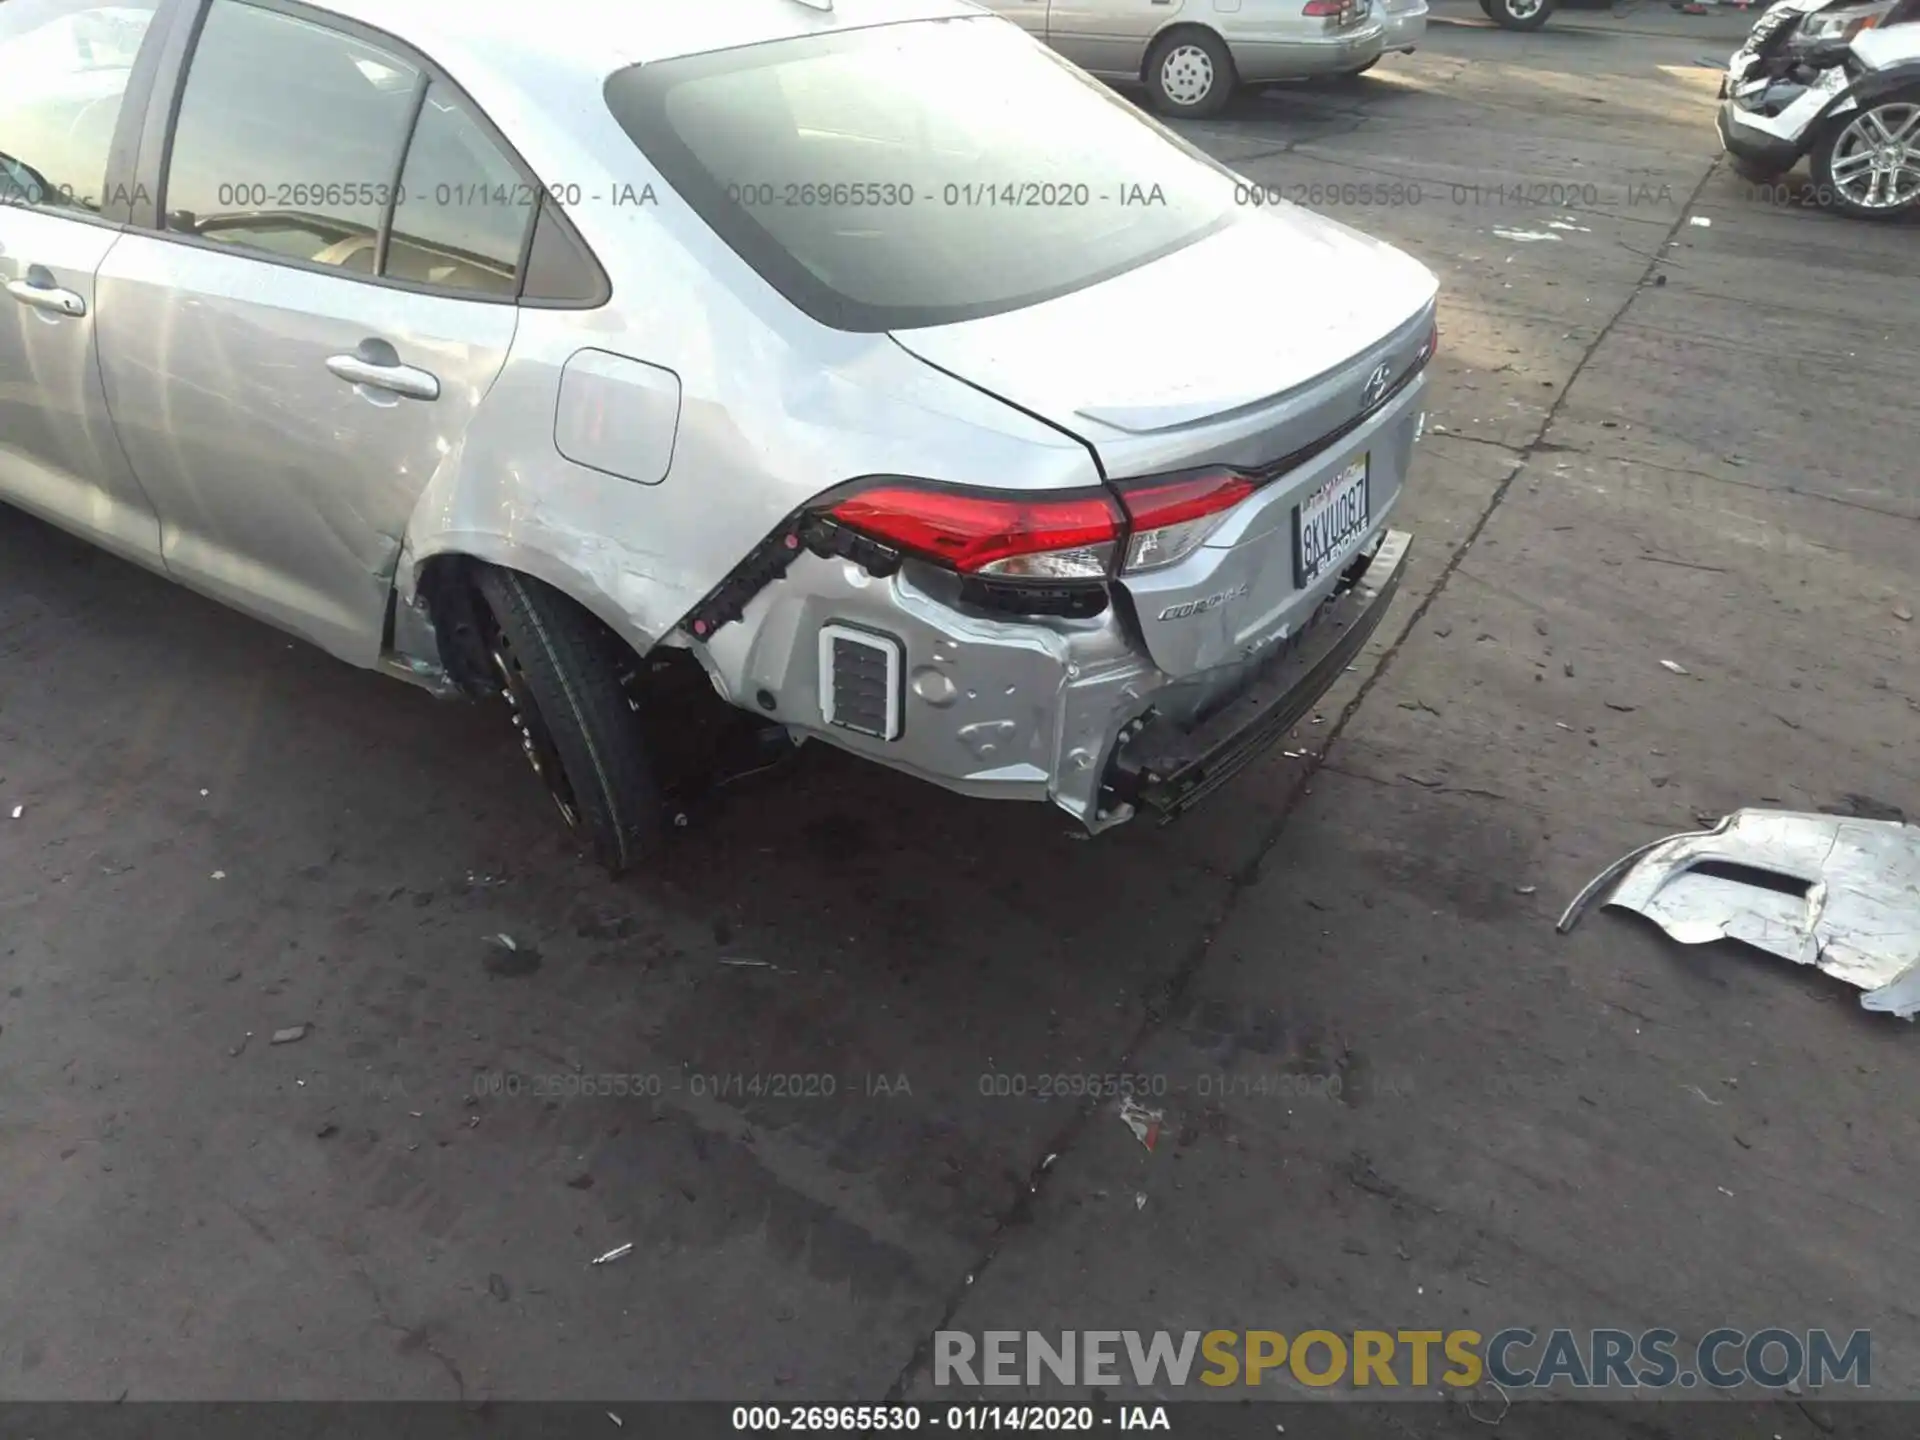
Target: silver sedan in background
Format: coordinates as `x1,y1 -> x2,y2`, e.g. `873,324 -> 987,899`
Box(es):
984,0 -> 1422,117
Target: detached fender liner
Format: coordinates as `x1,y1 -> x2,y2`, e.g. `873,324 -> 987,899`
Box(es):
1103,529 -> 1410,823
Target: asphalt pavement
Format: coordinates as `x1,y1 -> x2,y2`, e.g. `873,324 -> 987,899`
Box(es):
2,9 -> 1917,1426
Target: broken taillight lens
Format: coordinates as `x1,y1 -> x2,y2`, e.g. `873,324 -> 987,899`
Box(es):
825,484 -> 1123,579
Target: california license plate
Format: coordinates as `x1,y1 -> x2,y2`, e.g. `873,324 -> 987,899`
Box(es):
1295,455 -> 1370,587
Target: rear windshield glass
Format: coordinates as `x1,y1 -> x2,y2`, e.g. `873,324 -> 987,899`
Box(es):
602,16 -> 1238,332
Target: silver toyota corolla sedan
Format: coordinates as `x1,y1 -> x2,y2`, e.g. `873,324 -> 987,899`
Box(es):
0,0 -> 1437,873
984,0 -> 1415,116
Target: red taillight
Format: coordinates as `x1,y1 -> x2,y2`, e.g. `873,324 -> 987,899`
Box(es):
1117,468 -> 1256,573
827,484 -> 1122,578
1120,471 -> 1257,531
1303,0 -> 1346,15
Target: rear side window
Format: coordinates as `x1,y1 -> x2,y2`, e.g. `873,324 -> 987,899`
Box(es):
162,1 -> 419,273
603,16 -> 1238,331
0,0 -> 160,215
161,0 -> 544,297
388,83 -> 534,297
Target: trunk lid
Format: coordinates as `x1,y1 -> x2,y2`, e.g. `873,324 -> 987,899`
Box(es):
890,208 -> 1438,679
890,211 -> 1435,461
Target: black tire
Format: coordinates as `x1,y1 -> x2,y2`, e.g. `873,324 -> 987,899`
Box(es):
1808,93 -> 1920,220
1487,0 -> 1557,28
474,566 -> 666,874
1146,28 -> 1236,118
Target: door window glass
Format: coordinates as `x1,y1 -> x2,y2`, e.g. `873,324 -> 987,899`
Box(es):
162,0 -> 420,272
387,83 -> 532,296
0,0 -> 159,215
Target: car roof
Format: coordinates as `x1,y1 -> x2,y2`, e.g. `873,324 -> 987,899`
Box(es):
303,0 -> 991,79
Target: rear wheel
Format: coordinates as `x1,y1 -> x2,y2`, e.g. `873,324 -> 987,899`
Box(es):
1810,95 -> 1920,219
1486,0 -> 1557,28
1146,29 -> 1236,118
475,566 -> 666,875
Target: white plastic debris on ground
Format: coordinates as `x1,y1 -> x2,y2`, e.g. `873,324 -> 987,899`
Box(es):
1118,1096 -> 1164,1152
1492,228 -> 1560,243
1558,810 -> 1920,1018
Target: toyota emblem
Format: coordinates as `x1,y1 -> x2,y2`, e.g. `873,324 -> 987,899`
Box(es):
1361,361 -> 1392,411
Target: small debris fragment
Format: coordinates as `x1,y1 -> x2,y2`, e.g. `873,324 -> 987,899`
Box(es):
1718,1186 -> 1734,1197
608,1414 -> 623,1429
1689,216 -> 1712,227
200,789 -> 210,797
483,934 -> 542,977
718,958 -> 769,967
9,805 -> 21,820
1134,1192 -> 1147,1211
1118,1096 -> 1164,1152
1895,604 -> 1913,623
566,1172 -> 595,1190
1685,1085 -> 1721,1107
211,870 -> 226,880
228,1033 -> 251,1057
1467,1380 -> 1512,1426
488,1273 -> 510,1301
591,1241 -> 634,1266
1041,1152 -> 1058,1170
270,1025 -> 307,1045
1606,701 -> 1637,712
315,1121 -> 338,1139
1516,885 -> 1537,895
1659,660 -> 1690,675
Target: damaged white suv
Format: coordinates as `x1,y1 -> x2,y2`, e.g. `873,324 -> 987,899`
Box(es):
0,0 -> 1437,871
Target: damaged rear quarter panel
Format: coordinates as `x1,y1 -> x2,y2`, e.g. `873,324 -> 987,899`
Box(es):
395,190 -> 1101,670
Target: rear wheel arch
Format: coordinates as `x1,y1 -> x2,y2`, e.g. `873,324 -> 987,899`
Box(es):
404,543 -> 659,689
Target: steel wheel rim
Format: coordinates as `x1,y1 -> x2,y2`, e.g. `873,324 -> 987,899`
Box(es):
491,641 -> 581,830
1828,103 -> 1920,210
1504,0 -> 1543,17
1160,44 -> 1216,106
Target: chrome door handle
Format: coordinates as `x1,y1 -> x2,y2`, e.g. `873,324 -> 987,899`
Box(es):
325,352 -> 440,400
6,277 -> 86,317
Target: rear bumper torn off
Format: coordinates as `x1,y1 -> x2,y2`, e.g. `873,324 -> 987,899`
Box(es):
1101,528 -> 1410,822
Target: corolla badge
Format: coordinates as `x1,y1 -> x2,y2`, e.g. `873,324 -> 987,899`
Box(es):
1360,361 -> 1393,411
1158,582 -> 1250,621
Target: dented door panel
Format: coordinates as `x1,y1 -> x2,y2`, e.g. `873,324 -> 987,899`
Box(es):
94,236 -> 516,663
